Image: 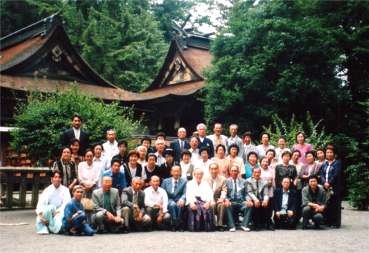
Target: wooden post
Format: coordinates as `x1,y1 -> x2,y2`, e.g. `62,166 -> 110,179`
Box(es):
19,171 -> 27,208
6,172 -> 13,209
31,172 -> 40,208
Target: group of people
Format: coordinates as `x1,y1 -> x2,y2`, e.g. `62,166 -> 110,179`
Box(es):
35,114 -> 342,235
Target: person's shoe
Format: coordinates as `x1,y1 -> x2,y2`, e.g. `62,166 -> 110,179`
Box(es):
240,226 -> 250,232
217,226 -> 225,232
266,224 -> 275,231
229,227 -> 236,232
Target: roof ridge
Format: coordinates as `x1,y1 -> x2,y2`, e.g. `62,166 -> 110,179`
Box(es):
0,13 -> 61,50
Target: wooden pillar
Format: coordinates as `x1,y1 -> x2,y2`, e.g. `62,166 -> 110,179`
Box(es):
19,171 -> 27,208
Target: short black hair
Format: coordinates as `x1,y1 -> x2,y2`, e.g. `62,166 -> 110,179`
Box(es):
242,131 -> 252,139
228,144 -> 239,155
247,151 -> 259,161
305,150 -> 316,158
156,132 -> 166,139
292,149 -> 301,157
199,147 -> 210,156
265,149 -> 276,157
71,113 -> 82,121
181,150 -> 192,158
111,159 -> 121,166
281,150 -> 292,158
308,174 -> 319,182
215,144 -> 226,153
118,139 -> 128,147
260,132 -> 270,139
51,170 -> 62,178
92,142 -> 104,151
141,136 -> 151,144
147,153 -> 157,161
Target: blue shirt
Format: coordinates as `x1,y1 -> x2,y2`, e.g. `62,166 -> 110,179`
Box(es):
103,169 -> 127,192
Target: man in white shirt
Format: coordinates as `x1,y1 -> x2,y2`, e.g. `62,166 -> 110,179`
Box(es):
242,131 -> 258,163
207,123 -> 228,154
227,124 -> 244,158
189,136 -> 200,164
35,171 -> 71,234
256,132 -> 275,158
102,129 -> 119,162
144,176 -> 170,229
154,139 -> 166,166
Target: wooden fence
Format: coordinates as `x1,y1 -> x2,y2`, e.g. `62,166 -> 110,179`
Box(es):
0,167 -> 50,210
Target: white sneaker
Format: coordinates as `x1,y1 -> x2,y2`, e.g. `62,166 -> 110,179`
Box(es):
240,226 -> 250,232
229,227 -> 236,232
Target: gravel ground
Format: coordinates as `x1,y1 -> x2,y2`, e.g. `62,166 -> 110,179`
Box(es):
0,202 -> 368,253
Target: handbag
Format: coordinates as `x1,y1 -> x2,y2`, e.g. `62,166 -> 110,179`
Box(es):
81,197 -> 94,211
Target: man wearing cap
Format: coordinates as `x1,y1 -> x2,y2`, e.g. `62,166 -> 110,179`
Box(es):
170,127 -> 190,163
159,148 -> 176,180
62,185 -> 95,235
123,150 -> 144,186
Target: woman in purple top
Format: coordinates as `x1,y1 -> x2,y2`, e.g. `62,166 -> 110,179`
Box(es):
292,132 -> 313,165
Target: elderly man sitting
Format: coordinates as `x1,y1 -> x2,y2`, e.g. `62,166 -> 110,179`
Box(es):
144,176 -> 171,230
62,185 -> 95,235
92,176 -> 124,233
35,170 -> 71,234
121,177 -> 151,231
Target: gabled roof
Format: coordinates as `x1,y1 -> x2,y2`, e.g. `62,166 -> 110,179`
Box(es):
145,25 -> 212,92
0,14 -> 117,88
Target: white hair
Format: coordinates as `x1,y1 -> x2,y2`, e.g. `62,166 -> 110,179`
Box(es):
196,123 -> 207,131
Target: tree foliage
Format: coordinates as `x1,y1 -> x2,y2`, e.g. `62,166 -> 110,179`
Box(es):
10,87 -> 144,164
262,112 -> 332,149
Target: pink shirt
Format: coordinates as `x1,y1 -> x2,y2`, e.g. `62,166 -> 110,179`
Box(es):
293,143 -> 313,165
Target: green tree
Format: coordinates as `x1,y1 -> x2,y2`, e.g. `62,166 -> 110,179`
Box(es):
204,0 -> 346,131
10,86 -> 145,165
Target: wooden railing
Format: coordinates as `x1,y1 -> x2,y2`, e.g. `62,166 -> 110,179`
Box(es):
0,167 -> 51,210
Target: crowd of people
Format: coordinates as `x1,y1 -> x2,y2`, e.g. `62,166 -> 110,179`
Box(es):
35,114 -> 342,235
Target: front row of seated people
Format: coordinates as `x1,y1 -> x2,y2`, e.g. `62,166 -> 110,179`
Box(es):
36,163 -> 330,235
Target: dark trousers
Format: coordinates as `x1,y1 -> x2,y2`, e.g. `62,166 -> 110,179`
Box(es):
274,214 -> 296,229
167,200 -> 184,228
325,195 -> 342,227
146,207 -> 171,230
302,206 -> 324,227
251,206 -> 269,229
225,202 -> 248,228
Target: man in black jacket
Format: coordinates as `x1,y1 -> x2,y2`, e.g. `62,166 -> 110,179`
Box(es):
60,114 -> 89,155
273,177 -> 297,229
170,127 -> 190,163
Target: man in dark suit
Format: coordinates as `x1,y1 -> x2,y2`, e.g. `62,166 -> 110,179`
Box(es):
60,114 -> 89,155
273,177 -> 297,229
121,177 -> 151,231
159,148 -> 176,180
196,123 -> 214,158
319,147 -> 342,228
161,165 -> 187,231
170,127 -> 190,163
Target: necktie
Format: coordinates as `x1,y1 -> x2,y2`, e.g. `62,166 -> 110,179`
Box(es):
174,180 -> 178,192
233,179 -> 237,200
180,140 -> 184,150
133,192 -> 138,205
256,180 -> 260,199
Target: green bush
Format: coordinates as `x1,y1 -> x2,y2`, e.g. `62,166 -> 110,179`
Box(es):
10,86 -> 145,164
262,112 -> 333,148
345,100 -> 369,210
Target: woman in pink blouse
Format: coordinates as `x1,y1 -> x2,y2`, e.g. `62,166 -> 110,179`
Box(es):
212,144 -> 230,177
292,132 -> 313,165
